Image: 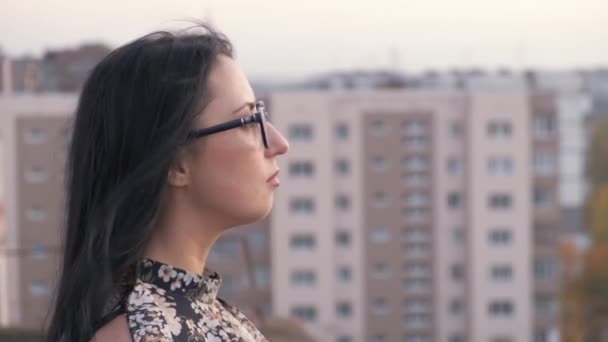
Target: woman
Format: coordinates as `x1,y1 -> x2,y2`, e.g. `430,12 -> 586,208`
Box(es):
46,23 -> 289,342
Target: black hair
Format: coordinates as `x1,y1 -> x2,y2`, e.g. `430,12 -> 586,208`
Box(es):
45,23 -> 233,342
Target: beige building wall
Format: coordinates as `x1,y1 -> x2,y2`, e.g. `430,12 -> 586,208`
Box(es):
0,94 -> 77,328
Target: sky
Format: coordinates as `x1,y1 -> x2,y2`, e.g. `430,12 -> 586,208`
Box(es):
1,0 -> 607,80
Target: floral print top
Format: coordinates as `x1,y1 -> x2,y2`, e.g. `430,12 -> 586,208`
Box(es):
126,258 -> 268,342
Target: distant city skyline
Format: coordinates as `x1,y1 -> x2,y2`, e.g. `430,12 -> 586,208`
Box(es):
1,0 -> 607,79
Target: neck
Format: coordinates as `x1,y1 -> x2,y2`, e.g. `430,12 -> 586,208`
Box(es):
144,192 -> 224,275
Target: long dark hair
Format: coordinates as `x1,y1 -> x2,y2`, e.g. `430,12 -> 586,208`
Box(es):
46,23 -> 233,342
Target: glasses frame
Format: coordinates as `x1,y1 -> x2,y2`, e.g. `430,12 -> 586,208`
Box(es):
188,101 -> 269,148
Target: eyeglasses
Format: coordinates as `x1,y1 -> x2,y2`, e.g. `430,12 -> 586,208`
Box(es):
188,100 -> 270,148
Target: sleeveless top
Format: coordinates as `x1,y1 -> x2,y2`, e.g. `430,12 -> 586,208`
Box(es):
126,258 -> 268,342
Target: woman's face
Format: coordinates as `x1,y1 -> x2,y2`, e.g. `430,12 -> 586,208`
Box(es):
182,55 -> 289,227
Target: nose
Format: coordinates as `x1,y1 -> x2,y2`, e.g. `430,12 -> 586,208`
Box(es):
265,123 -> 289,157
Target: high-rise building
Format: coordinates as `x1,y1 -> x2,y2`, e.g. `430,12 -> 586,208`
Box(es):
269,89 -> 560,342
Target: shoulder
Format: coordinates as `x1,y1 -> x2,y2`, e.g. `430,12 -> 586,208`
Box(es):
126,282 -> 180,341
92,314 -> 131,342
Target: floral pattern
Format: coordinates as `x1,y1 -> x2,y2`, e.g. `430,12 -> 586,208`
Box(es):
127,259 -> 268,342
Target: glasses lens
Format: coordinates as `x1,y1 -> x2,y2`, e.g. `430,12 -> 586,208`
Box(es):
256,101 -> 269,148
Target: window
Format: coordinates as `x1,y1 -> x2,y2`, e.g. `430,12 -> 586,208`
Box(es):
534,115 -> 556,139
23,128 -> 47,144
403,192 -> 429,208
533,151 -> 556,176
337,336 -> 352,342
289,197 -> 315,214
491,337 -> 513,342
403,299 -> 431,313
370,191 -> 389,207
289,160 -> 315,177
489,194 -> 512,209
402,209 -> 429,222
30,243 -> 48,258
449,336 -> 464,342
403,279 -> 431,293
371,155 -> 389,171
335,194 -> 351,211
291,270 -> 316,287
402,121 -> 428,136
335,159 -> 350,175
447,158 -> 464,176
402,228 -> 430,243
402,242 -> 430,257
335,122 -> 349,140
25,206 -> 47,222
535,295 -> 558,316
406,335 -> 431,342
289,124 -> 313,141
450,299 -> 464,316
254,265 -> 270,287
291,306 -> 317,322
30,281 -> 49,296
336,301 -> 352,319
534,258 -> 557,279
488,157 -> 514,176
534,188 -> 554,209
487,121 -> 512,139
373,297 -> 389,314
451,264 -> 465,281
402,136 -> 428,150
290,234 -> 316,252
403,156 -> 429,172
452,228 -> 465,247
447,192 -> 463,209
405,263 -> 431,278
450,121 -> 464,139
210,239 -> 239,259
373,335 -> 387,342
488,300 -> 514,317
336,231 -> 351,247
404,314 -> 431,328
370,119 -> 388,135
372,263 -> 391,278
534,330 -> 549,342
402,173 -> 428,187
24,166 -> 48,183
370,226 -> 390,243
491,265 -> 513,282
489,230 -> 512,246
337,266 -> 352,283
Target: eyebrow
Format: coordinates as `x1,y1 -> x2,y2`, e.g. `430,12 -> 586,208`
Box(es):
231,101 -> 256,116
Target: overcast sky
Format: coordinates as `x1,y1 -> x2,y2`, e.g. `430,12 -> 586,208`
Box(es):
1,0 -> 607,79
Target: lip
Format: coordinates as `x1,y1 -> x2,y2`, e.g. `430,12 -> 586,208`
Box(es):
267,169 -> 280,182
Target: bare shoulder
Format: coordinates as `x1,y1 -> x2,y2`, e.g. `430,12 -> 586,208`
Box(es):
92,314 -> 132,342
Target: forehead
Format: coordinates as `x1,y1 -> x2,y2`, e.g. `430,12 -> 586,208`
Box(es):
203,56 -> 254,118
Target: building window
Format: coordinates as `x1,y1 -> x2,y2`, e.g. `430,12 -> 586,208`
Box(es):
403,299 -> 431,313
372,263 -> 391,278
404,314 -> 431,329
491,265 -> 513,282
289,160 -> 315,178
487,121 -> 513,139
291,270 -> 316,287
337,336 -> 353,342
337,266 -> 352,284
290,234 -> 316,252
535,295 -> 558,316
451,264 -> 465,281
23,128 -> 47,144
31,243 -> 48,259
447,158 -> 464,176
534,115 -> 556,139
488,157 -> 514,176
335,158 -> 350,175
402,228 -> 430,243
450,299 -> 464,316
402,209 -> 429,223
370,191 -> 389,207
449,336 -> 464,342
335,231 -> 351,247
24,166 -> 48,183
402,121 -> 428,136
289,197 -> 315,214
335,194 -> 351,211
403,156 -> 429,172
30,281 -> 49,296
335,122 -> 349,140
405,263 -> 431,278
373,297 -> 389,314
402,136 -> 428,150
370,226 -> 390,243
452,228 -> 465,247
533,151 -> 557,176
450,121 -> 464,139
336,301 -> 352,319
447,192 -> 463,209
403,192 -> 429,208
25,206 -> 48,222
370,119 -> 388,135
534,188 -> 554,209
371,155 -> 389,172
288,124 -> 313,141
373,335 -> 387,342
488,300 -> 514,317
534,258 -> 557,279
489,194 -> 512,209
291,306 -> 317,322
489,230 -> 512,246
402,173 -> 428,187
491,337 -> 513,342
406,335 -> 431,342
534,330 -> 549,342
254,265 -> 270,288
403,279 -> 431,293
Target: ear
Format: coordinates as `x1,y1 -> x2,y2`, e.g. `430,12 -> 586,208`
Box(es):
167,152 -> 191,187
